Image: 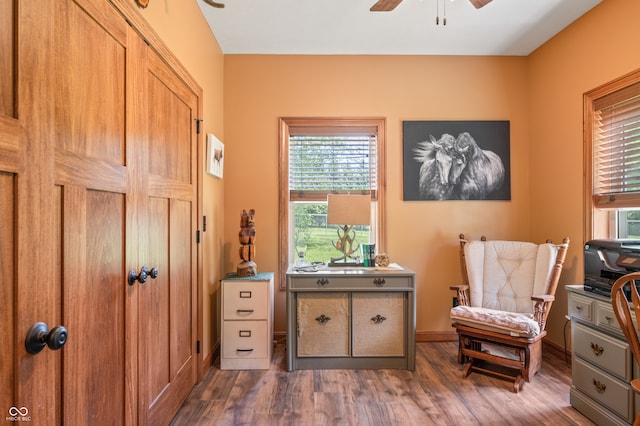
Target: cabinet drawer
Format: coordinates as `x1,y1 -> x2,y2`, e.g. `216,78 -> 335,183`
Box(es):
352,292 -> 405,357
572,357 -> 633,422
297,292 -> 350,357
223,281 -> 268,320
222,320 -> 268,359
597,303 -> 623,334
573,321 -> 632,380
569,293 -> 594,322
289,275 -> 412,290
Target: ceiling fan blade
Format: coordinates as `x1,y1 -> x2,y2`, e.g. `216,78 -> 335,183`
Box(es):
203,0 -> 225,8
469,0 -> 492,8
370,0 -> 403,12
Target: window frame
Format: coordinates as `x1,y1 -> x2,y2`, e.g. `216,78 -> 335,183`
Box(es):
278,117 -> 386,289
585,68 -> 640,240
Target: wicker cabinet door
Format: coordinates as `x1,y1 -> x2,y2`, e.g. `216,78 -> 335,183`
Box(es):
352,292 -> 405,356
297,292 -> 350,357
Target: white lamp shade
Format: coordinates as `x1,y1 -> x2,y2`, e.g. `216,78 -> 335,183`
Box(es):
327,194 -> 370,226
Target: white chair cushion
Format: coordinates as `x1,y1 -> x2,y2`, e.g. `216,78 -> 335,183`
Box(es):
465,240 -> 558,315
450,305 -> 541,337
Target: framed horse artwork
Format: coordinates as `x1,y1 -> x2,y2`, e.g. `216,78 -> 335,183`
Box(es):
402,120 -> 511,201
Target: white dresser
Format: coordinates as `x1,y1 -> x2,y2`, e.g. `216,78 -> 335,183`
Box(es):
567,285 -> 637,425
221,272 -> 274,370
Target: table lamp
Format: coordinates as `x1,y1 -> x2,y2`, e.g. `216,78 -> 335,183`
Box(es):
327,194 -> 370,266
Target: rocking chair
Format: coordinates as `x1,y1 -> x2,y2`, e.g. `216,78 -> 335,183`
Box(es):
450,234 -> 569,392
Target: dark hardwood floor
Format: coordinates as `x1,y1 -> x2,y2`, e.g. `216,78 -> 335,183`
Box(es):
171,341 -> 594,425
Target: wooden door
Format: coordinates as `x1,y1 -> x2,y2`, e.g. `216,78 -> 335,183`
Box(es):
139,47 -> 199,426
0,0 -> 198,424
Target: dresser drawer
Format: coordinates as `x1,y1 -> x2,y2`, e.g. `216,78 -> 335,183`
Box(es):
573,321 -> 632,380
223,281 -> 269,320
569,293 -> 594,322
222,320 -> 268,359
572,357 -> 633,422
597,303 -> 623,335
289,275 -> 412,290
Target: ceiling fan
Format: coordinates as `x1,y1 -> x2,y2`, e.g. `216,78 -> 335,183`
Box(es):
370,0 -> 492,11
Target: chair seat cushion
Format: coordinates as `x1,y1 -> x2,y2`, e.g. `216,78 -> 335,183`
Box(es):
450,305 -> 540,337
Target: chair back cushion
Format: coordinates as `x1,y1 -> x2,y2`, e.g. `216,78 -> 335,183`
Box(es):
465,240 -> 558,314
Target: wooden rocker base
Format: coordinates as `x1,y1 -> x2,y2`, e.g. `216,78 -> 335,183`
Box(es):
454,323 -> 546,393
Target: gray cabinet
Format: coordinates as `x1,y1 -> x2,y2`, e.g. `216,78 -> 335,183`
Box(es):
286,266 -> 416,371
567,285 -> 636,425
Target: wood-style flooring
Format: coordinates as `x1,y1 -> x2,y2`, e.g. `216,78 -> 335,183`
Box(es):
171,341 -> 594,425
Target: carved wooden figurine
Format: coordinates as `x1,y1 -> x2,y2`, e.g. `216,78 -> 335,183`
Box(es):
237,209 -> 257,277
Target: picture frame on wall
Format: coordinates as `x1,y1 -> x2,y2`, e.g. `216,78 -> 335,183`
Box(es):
402,120 -> 511,201
206,133 -> 224,178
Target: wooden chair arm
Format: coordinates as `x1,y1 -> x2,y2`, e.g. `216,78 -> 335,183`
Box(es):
450,284 -> 469,291
450,284 -> 470,306
532,295 -> 555,330
531,294 -> 554,303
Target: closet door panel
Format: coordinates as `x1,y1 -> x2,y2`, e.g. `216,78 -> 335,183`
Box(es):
141,48 -> 198,426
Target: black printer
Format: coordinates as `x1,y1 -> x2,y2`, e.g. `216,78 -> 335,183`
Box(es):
584,239 -> 640,296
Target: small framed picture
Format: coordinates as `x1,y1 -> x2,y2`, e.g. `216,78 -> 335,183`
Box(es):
206,133 -> 224,178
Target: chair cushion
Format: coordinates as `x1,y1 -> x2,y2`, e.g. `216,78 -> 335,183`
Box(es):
465,240 -> 558,314
450,305 -> 541,337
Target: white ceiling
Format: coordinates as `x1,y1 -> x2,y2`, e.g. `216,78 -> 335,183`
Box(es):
196,0 -> 602,56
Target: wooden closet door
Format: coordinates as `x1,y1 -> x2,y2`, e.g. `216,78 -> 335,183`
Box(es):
2,1 -> 199,423
51,1 -> 140,424
139,48 -> 199,426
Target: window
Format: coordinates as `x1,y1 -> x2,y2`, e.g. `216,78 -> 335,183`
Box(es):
279,118 -> 386,286
585,69 -> 640,240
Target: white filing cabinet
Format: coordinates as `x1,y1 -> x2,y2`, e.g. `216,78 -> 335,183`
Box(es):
567,285 -> 637,425
221,272 -> 274,370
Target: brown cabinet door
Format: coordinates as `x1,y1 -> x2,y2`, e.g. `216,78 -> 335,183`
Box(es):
1,0 -> 198,424
139,49 -> 198,426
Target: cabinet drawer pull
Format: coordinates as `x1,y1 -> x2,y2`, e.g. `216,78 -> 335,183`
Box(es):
240,291 -> 252,298
373,278 -> 386,287
371,314 -> 387,324
576,305 -> 583,310
237,309 -> 255,314
236,348 -> 254,352
317,278 -> 329,287
592,378 -> 607,393
590,342 -> 604,356
315,314 -> 331,324
239,330 -> 252,337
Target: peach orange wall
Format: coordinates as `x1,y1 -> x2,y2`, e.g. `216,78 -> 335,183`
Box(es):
131,0 -> 225,358
527,0 -> 640,347
223,54 -> 532,336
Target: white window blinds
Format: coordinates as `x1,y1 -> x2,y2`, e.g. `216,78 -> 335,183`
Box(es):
593,82 -> 640,208
288,134 -> 378,201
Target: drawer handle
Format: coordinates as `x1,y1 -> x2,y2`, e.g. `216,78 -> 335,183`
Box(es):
371,314 -> 387,324
236,348 -> 254,352
592,379 -> 607,393
237,309 -> 255,314
239,330 -> 252,337
317,278 -> 329,287
575,305 -> 583,311
315,314 -> 331,324
373,278 -> 386,287
590,342 -> 604,356
604,315 -> 613,322
240,291 -> 252,298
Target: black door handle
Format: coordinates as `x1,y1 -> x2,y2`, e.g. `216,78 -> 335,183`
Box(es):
128,266 -> 159,285
25,322 -> 68,354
